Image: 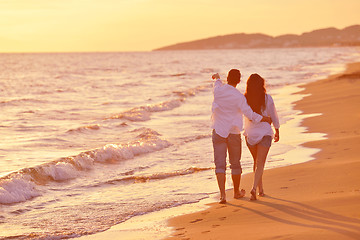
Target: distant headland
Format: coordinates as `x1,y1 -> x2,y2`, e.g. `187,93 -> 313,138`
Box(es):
153,25 -> 360,51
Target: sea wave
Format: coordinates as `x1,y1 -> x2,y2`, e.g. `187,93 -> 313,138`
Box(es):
150,72 -> 187,78
0,128 -> 171,205
110,99 -> 183,121
0,98 -> 46,106
172,84 -> 209,97
109,84 -> 211,122
66,124 -> 101,133
180,134 -> 211,143
98,167 -> 213,186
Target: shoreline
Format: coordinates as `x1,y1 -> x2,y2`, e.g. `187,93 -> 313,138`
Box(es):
73,61 -> 360,240
73,82 -> 325,240
164,62 -> 360,239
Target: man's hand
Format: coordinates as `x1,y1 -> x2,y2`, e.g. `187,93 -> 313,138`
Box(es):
212,73 -> 220,80
261,116 -> 272,124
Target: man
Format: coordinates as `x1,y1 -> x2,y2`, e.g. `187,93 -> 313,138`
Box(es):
211,69 -> 271,204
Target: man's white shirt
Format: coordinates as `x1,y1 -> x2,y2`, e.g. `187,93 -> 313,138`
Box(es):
211,79 -> 263,138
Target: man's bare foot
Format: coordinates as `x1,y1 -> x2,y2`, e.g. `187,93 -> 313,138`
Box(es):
234,189 -> 246,199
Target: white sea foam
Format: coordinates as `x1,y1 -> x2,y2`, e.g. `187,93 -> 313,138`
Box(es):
0,176 -> 40,204
93,130 -> 171,163
73,153 -> 95,170
0,128 -> 171,204
41,162 -> 80,181
94,144 -> 135,162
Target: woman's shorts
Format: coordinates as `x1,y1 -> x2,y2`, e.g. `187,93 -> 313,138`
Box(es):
246,135 -> 272,148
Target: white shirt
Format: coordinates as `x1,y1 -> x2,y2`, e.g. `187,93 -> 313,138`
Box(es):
211,79 -> 263,138
243,94 -> 280,145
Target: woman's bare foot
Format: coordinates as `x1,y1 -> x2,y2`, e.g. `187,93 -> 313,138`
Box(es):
234,189 -> 246,199
219,196 -> 227,204
250,188 -> 257,201
258,189 -> 265,197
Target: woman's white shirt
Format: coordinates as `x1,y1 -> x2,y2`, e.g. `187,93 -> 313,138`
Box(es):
243,94 -> 280,145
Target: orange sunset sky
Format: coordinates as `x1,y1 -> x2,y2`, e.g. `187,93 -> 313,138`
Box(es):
1,0 -> 359,53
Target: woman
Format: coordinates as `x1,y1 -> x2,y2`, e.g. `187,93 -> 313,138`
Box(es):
243,73 -> 280,200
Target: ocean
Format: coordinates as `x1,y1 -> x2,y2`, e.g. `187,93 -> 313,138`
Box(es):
0,47 -> 359,239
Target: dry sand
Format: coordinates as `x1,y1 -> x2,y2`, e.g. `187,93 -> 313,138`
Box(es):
166,62 -> 360,240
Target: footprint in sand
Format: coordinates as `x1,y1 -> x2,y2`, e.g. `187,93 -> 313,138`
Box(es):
218,216 -> 226,221
190,218 -> 203,223
280,186 -> 288,189
202,230 -> 211,234
325,190 -> 345,194
212,224 -> 220,228
173,232 -> 185,237
216,205 -> 227,209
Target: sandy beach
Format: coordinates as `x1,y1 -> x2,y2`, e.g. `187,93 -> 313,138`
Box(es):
165,62 -> 360,240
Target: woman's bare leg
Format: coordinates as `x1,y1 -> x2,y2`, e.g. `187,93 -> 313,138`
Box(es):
258,177 -> 264,195
247,144 -> 258,172
252,145 -> 270,194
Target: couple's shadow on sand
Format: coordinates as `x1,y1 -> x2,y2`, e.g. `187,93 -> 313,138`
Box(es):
226,195 -> 360,239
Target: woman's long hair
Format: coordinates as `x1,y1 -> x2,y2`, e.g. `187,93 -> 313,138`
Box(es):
244,73 -> 266,114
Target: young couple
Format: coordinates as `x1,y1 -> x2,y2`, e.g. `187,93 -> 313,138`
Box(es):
211,69 -> 280,203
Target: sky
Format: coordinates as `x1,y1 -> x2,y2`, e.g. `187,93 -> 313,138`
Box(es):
0,0 -> 359,53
